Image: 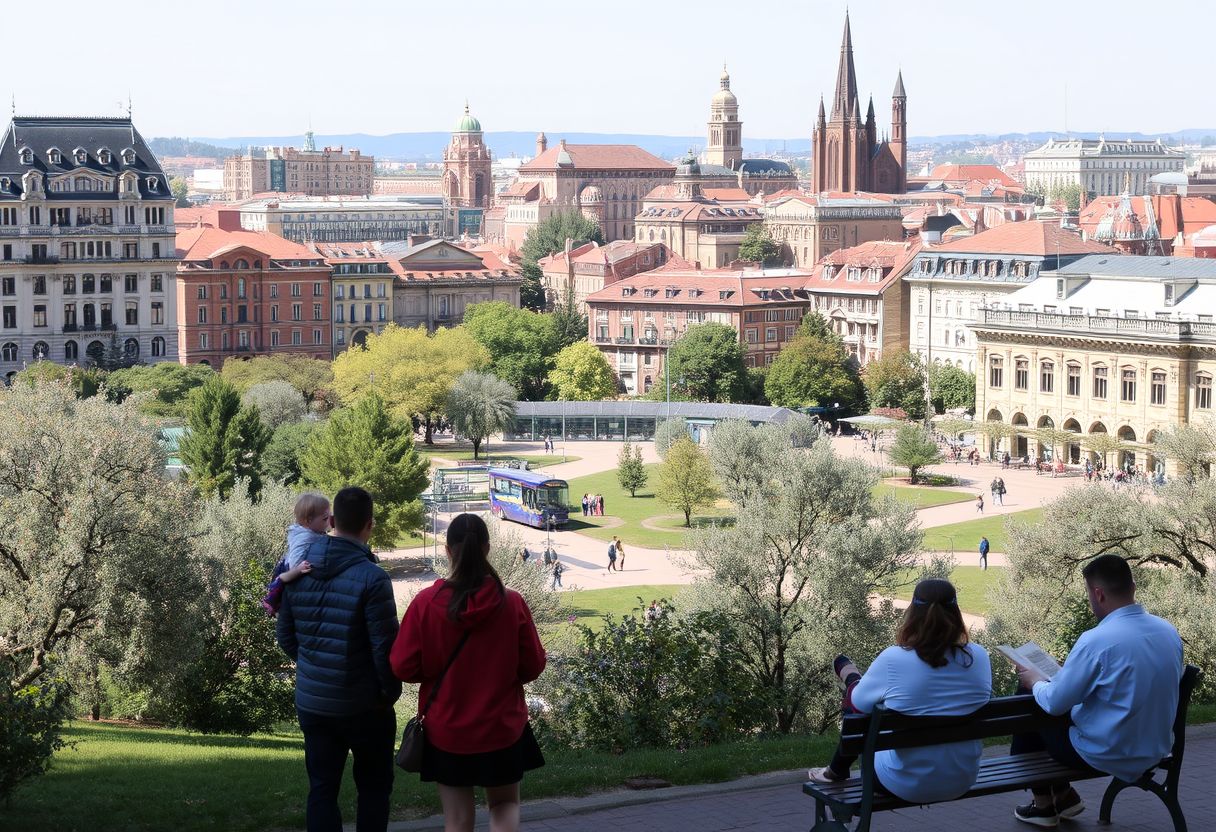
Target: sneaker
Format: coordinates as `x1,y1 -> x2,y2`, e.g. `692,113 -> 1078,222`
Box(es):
1054,789 -> 1085,820
807,766 -> 848,784
1014,802 -> 1059,827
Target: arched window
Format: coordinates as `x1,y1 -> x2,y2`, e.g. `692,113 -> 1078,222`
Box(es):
86,340 -> 105,364
124,338 -> 139,358
1120,368 -> 1137,402
32,342 -> 49,361
151,336 -> 165,357
1014,357 -> 1029,390
64,340 -> 78,361
1,342 -> 17,362
234,259 -> 249,270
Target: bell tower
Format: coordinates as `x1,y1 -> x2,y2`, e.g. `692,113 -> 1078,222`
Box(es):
442,103 -> 492,209
705,64 -> 743,169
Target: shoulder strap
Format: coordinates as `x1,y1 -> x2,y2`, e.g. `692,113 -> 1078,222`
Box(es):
419,630 -> 471,718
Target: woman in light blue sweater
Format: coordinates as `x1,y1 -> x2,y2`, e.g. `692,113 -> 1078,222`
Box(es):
809,579 -> 993,804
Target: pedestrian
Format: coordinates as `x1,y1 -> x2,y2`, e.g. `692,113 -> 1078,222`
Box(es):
990,477 -> 1000,507
519,547 -> 530,565
613,537 -> 625,571
645,600 -> 662,623
580,493 -> 589,516
390,513 -> 546,832
979,536 -> 990,571
607,540 -> 617,572
597,494 -> 606,516
976,493 -> 984,514
275,486 -> 401,832
550,559 -> 564,590
995,477 -> 1006,506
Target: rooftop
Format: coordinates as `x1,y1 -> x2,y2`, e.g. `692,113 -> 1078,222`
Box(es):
923,222 -> 1114,257
519,143 -> 674,172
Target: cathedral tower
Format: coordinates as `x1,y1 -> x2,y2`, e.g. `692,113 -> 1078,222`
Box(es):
442,103 -> 492,209
705,64 -> 743,169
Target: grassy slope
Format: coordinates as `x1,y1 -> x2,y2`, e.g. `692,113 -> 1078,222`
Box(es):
873,483 -> 975,509
561,584 -> 684,628
921,508 -> 1045,554
892,565 -> 1004,617
417,446 -> 581,467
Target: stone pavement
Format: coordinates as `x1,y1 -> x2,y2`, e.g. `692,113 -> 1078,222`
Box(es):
385,726 -> 1216,832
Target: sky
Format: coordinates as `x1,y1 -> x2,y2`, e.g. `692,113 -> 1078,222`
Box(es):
10,0 -> 1213,140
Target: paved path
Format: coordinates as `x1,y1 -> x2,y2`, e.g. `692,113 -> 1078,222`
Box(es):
385,727 -> 1216,832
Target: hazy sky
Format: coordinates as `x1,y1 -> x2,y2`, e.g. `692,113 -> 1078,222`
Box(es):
11,0 -> 1212,140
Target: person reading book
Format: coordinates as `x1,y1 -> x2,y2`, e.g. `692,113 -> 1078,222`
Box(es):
1006,554 -> 1184,828
807,579 -> 992,804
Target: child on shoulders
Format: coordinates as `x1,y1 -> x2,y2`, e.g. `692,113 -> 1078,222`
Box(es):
262,492 -> 331,616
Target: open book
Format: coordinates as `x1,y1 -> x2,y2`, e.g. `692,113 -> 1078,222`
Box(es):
996,641 -> 1062,679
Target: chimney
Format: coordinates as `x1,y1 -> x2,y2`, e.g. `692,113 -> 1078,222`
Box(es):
216,209 -> 243,231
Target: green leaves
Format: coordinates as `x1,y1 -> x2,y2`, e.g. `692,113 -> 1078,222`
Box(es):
738,223 -> 782,267
765,313 -> 863,410
463,302 -> 562,400
656,436 -> 720,526
178,375 -> 271,499
667,323 -> 748,403
445,371 -> 517,460
519,210 -> 604,311
616,441 -> 648,497
549,341 -> 618,401
888,423 -> 943,484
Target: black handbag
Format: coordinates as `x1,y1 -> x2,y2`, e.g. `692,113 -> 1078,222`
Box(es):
396,631 -> 470,772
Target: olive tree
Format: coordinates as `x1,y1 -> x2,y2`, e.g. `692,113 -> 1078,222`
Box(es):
243,380 -> 307,430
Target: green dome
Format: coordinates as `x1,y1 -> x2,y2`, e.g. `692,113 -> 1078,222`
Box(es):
455,104 -> 482,133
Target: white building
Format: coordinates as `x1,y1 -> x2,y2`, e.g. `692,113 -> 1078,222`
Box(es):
0,117 -> 179,381
1023,137 -> 1185,197
235,196 -> 445,244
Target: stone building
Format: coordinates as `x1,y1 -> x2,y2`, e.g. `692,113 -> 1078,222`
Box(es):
1077,193 -> 1216,256
383,239 -> 521,331
537,239 -> 668,311
233,197 -> 444,244
811,13 -> 907,194
971,255 -> 1216,474
0,116 -> 179,380
696,66 -> 798,196
763,191 -> 904,267
175,215 -> 332,365
904,222 -> 1114,372
1023,137 -> 1185,197
308,241 -> 395,351
223,141 -> 373,201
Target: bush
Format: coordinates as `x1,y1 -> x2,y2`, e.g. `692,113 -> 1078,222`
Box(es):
654,417 -> 688,459
0,665 -> 72,801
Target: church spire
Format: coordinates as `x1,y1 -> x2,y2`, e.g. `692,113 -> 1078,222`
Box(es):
893,69 -> 906,98
832,11 -> 859,120
817,95 -> 826,125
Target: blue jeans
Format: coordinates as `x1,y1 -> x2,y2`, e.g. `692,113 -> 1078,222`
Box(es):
1009,685 -> 1097,798
297,706 -> 396,832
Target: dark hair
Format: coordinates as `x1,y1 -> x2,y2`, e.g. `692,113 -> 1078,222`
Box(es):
1082,554 -> 1134,596
896,579 -> 972,669
445,513 -> 504,621
333,486 -> 373,535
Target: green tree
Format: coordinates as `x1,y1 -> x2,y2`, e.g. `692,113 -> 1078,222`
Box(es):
445,371 -> 517,460
616,441 -> 648,497
178,375 -> 272,499
169,176 -> 191,208
738,223 -> 782,266
519,211 -> 604,310
1049,182 -> 1084,213
0,664 -> 72,801
220,355 -> 333,409
930,364 -> 977,414
550,292 -> 588,349
331,324 -> 488,443
764,312 -> 863,409
243,380 -> 307,429
106,362 -> 216,418
548,341 -> 618,400
301,393 -> 429,550
862,349 -> 927,420
262,420 -> 318,485
654,416 -> 688,459
667,323 -> 748,402
463,301 -> 561,400
888,423 -> 943,483
656,435 -> 720,526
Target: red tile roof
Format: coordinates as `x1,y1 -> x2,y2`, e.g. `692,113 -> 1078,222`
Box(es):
519,143 -> 674,172
807,239 -> 921,294
927,164 -> 1020,188
926,221 -> 1113,256
176,224 -> 323,263
587,265 -> 816,308
1079,195 -> 1216,241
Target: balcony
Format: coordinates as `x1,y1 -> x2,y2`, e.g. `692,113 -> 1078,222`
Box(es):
62,323 -> 77,332
615,336 -> 635,345
979,308 -> 1216,343
23,255 -> 60,264
638,336 -> 658,346
594,335 -> 611,344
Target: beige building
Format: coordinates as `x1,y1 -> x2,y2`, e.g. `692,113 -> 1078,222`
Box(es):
383,240 -> 521,332
971,255 -> 1216,474
1023,137 -> 1185,198
537,240 -> 667,311
223,142 -> 374,201
763,191 -> 904,268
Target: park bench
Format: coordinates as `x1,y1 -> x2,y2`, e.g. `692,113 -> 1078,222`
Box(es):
804,664 -> 1201,832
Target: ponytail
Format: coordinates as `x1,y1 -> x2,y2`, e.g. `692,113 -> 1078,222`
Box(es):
444,513 -> 504,621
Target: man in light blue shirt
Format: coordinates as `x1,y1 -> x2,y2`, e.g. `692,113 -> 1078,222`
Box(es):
1010,554 -> 1184,828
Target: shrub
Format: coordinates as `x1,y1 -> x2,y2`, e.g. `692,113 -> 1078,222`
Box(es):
0,665 -> 72,801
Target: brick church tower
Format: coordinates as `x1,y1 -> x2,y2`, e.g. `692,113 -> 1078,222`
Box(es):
812,13 -> 907,194
442,104 -> 492,209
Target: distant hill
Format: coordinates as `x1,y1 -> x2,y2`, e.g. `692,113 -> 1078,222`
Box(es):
147,137 -> 233,161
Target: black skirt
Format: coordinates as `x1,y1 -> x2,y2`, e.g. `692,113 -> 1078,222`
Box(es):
420,723 -> 544,787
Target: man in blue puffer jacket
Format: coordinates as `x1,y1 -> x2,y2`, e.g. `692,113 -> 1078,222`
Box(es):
277,486 -> 401,832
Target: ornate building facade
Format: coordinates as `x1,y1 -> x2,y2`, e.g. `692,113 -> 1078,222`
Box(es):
811,14 -> 907,195
442,104 -> 492,210
763,191 -> 904,267
223,142 -> 373,201
1023,137 -> 1185,197
705,65 -> 743,169
696,67 -> 798,196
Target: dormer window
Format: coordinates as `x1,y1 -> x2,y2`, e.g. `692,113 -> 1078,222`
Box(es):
97,148 -> 111,165
145,177 -> 158,192
73,148 -> 88,164
0,178 -> 9,192
121,148 -> 136,165
18,147 -> 32,165
47,148 -> 62,164
665,288 -> 678,298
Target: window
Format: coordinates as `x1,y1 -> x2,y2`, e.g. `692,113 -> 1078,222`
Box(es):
989,355 -> 1003,388
1066,363 -> 1081,396
238,330 -> 249,348
1040,361 -> 1054,393
64,340 -> 78,361
291,283 -> 301,297
151,242 -> 160,258
291,330 -> 302,346
271,305 -> 279,323
1,342 -> 15,361
1198,374 -> 1213,410
1093,366 -> 1108,399
220,307 -> 228,324
33,305 -> 47,327
1121,368 -> 1136,402
270,284 -> 279,299
237,278 -> 246,299
200,332 -> 208,350
2,306 -> 15,328
197,307 -> 207,324
313,303 -> 322,321
33,275 -> 46,295
197,285 -> 207,300
766,327 -> 777,342
124,338 -> 139,359
313,329 -> 323,345
151,336 -> 164,357
124,274 -> 138,293
292,304 -> 301,321
151,274 -> 163,292
100,275 -> 112,293
1151,370 -> 1166,406
271,330 -> 280,347
32,341 -> 48,360
1,277 -> 12,296
100,303 -> 112,327
1014,358 -> 1029,390
745,328 -> 758,344
377,303 -> 386,322
219,284 -> 228,300
63,303 -> 76,326
314,282 -> 324,297
148,301 -> 162,325
237,306 -> 247,323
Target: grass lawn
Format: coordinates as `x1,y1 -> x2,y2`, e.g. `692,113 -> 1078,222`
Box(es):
561,584 -> 685,628
921,508 -> 1044,555
416,446 -> 581,467
892,565 -> 1003,616
0,721 -> 833,832
874,483 -> 975,509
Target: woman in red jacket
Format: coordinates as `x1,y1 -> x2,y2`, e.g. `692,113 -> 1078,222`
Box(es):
391,513 -> 546,832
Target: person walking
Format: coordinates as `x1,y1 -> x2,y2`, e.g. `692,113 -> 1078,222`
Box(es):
606,540 -> 617,572
550,558 -> 564,590
276,487 -> 401,832
979,536 -> 990,571
597,494 -> 606,516
990,477 -> 1000,507
995,477 -> 1006,506
580,493 -> 589,517
975,493 -> 984,514
391,513 -> 546,832
613,537 -> 625,571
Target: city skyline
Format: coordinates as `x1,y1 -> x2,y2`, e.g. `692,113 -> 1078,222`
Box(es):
7,0 -> 1213,141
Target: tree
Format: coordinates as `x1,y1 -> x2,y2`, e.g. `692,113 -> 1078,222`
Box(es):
738,223 -> 782,266
888,424 -> 943,483
616,441 -> 648,497
519,210 -> 604,311
683,432 -> 921,733
1152,423 -> 1216,483
667,323 -> 748,402
331,324 -> 488,443
862,349 -> 927,420
445,371 -> 517,460
1032,427 -> 1080,463
765,312 -> 863,410
654,416 -> 688,459
243,380 -> 307,429
930,364 -> 977,414
169,176 -> 191,208
708,419 -> 772,509
1081,433 -> 1126,468
178,375 -> 271,499
220,355 -> 333,409
0,663 -> 72,801
1048,182 -> 1084,213
463,301 -> 561,400
656,435 -> 720,526
301,393 -> 429,550
261,420 -> 318,485
550,291 -> 588,350
106,363 -> 216,418
548,341 -> 618,401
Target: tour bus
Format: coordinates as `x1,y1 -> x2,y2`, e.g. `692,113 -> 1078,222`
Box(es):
488,467 -> 571,529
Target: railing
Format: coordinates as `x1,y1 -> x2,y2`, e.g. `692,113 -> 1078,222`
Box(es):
23,255 -> 59,264
62,323 -> 77,332
615,336 -> 635,345
638,336 -> 658,345
594,335 -> 611,343
980,308 -> 1216,341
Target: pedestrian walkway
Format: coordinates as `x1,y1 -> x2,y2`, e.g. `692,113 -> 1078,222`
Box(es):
384,726 -> 1216,832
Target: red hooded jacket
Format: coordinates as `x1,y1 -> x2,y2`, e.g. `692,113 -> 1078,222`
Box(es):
390,578 -> 546,754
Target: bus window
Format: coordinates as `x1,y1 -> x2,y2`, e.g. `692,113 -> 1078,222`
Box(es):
509,482 -> 522,500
